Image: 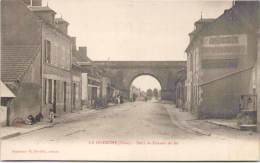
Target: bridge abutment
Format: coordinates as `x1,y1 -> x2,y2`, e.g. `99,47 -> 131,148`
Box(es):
161,89 -> 175,101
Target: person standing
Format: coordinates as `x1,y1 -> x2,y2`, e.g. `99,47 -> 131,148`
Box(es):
49,108 -> 55,123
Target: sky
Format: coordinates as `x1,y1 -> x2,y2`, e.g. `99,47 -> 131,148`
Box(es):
42,0 -> 232,90
131,75 -> 161,91
43,0 -> 232,61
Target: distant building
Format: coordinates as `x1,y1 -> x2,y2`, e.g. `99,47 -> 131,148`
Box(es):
101,76 -> 112,102
186,1 -> 259,119
71,40 -> 90,111
130,86 -> 141,101
86,66 -> 102,107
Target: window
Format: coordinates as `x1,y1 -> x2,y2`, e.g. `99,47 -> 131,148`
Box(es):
73,83 -> 76,105
45,40 -> 51,63
44,79 -> 47,104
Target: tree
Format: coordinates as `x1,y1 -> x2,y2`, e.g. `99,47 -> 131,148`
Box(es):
153,88 -> 159,99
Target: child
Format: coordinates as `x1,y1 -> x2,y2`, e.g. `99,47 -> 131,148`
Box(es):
49,109 -> 55,123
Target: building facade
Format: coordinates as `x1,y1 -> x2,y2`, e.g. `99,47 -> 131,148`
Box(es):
71,38 -> 90,111
1,0 -> 89,125
1,0 -> 43,125
186,2 -> 259,119
28,5 -> 74,118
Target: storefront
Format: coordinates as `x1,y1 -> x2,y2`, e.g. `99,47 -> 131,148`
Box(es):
87,76 -> 101,107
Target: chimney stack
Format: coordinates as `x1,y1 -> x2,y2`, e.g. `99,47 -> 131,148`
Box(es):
29,6 -> 56,24
55,18 -> 69,34
71,37 -> 77,52
22,0 -> 42,6
79,47 -> 87,59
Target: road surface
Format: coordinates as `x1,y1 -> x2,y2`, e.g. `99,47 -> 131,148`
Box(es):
1,101 -> 259,160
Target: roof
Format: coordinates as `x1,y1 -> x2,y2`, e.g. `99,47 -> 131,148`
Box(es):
72,50 -> 93,72
1,46 -> 40,82
0,81 -> 15,98
28,6 -> 56,14
189,18 -> 215,36
72,49 -> 92,65
186,1 -> 259,52
195,18 -> 215,24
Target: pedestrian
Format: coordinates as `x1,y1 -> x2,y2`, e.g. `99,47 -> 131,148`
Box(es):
117,95 -> 120,104
25,115 -> 33,125
120,95 -> 124,104
49,108 -> 55,123
35,112 -> 43,122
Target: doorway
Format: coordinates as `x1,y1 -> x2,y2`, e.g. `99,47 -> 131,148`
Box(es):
63,82 -> 67,112
53,80 -> 57,113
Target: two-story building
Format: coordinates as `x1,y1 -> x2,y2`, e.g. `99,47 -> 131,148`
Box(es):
186,1 -> 259,119
28,4 -> 73,117
1,0 -> 86,125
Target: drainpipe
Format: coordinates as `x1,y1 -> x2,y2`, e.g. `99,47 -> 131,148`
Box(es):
40,21 -> 43,114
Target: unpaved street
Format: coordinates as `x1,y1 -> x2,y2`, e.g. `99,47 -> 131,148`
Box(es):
1,101 -> 259,160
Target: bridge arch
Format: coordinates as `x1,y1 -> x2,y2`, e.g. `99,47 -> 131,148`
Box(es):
88,61 -> 186,100
128,73 -> 163,91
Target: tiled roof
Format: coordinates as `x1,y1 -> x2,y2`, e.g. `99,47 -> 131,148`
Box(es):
205,3 -> 258,34
72,51 -> 92,64
1,46 -> 40,82
72,50 -> 93,73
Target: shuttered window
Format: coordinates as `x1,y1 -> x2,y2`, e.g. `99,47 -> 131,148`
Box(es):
44,40 -> 51,64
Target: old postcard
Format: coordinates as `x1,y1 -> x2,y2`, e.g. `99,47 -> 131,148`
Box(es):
0,0 -> 259,161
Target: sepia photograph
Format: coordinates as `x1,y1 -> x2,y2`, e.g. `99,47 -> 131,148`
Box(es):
0,0 -> 259,161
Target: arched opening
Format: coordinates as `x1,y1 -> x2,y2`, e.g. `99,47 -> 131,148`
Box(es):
129,74 -> 162,102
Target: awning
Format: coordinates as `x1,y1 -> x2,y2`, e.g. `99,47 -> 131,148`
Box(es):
0,81 -> 15,98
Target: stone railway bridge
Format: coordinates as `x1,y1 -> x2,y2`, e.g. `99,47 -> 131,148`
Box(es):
93,61 -> 186,100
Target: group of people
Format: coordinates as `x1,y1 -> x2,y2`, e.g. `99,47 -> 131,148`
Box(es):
24,107 -> 55,125
24,112 -> 44,125
111,94 -> 124,104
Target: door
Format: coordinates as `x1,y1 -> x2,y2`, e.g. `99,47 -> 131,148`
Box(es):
63,82 -> 67,112
53,80 -> 57,113
92,87 -> 97,99
92,87 -> 97,105
72,83 -> 76,110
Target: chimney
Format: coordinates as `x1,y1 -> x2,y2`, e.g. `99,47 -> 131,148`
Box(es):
55,18 -> 69,34
22,0 -> 42,6
71,37 -> 77,52
79,47 -> 87,59
29,6 -> 56,24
